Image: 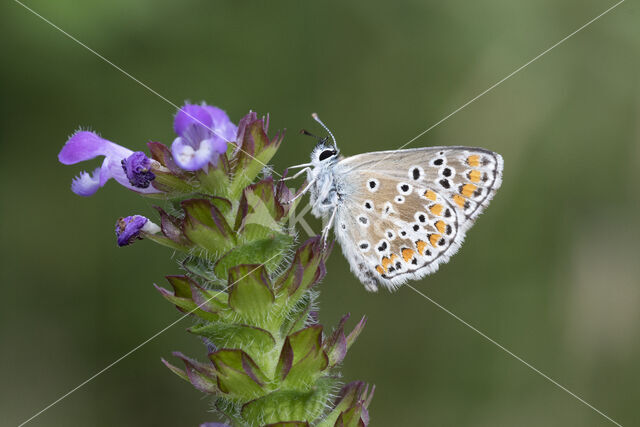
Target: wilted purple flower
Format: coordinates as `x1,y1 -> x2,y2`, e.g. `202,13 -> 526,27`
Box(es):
59,131 -> 161,196
121,151 -> 155,188
171,103 -> 236,171
115,215 -> 160,246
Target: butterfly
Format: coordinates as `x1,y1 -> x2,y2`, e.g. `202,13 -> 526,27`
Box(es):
284,114 -> 503,292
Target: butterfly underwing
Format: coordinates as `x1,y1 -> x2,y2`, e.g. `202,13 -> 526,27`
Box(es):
287,116 -> 503,292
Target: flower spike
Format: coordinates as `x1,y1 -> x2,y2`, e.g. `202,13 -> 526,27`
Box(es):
60,104 -> 374,426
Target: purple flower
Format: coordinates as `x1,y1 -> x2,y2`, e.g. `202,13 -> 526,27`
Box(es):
121,151 -> 155,188
59,131 -> 161,196
115,215 -> 160,247
171,103 -> 236,171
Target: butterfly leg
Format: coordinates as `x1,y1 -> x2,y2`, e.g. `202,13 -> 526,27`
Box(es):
320,205 -> 337,244
279,167 -> 310,182
285,162 -> 313,169
283,178 -> 316,205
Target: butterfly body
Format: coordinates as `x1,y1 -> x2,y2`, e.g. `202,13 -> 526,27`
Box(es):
294,120 -> 503,292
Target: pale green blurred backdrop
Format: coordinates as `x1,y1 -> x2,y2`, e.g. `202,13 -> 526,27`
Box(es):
1,1 -> 639,426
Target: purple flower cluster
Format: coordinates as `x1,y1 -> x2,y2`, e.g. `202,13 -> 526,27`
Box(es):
58,102 -> 236,196
59,102 -> 236,247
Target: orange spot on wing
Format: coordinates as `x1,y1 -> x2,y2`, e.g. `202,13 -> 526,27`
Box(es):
390,254 -> 399,263
402,248 -> 414,262
376,265 -> 385,275
435,220 -> 446,234
468,170 -> 481,182
429,204 -> 443,216
416,240 -> 427,255
453,194 -> 466,208
424,190 -> 437,201
461,183 -> 477,197
429,234 -> 442,247
467,155 -> 480,167
381,256 -> 392,269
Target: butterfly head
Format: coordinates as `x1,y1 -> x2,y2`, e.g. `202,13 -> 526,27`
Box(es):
311,141 -> 340,165
303,113 -> 341,167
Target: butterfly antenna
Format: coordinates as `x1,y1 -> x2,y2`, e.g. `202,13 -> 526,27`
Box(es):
300,129 -> 320,139
311,113 -> 337,148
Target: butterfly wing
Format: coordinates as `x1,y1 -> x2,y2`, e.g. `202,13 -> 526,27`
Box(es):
332,146 -> 503,291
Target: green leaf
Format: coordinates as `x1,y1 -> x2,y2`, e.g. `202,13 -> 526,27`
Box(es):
152,168 -> 197,194
322,314 -> 367,368
181,257 -> 219,283
230,144 -> 279,199
316,382 -> 375,427
243,178 -> 283,222
241,378 -> 332,426
240,223 -> 285,243
229,117 -> 283,199
169,352 -> 220,394
278,326 -> 329,388
324,314 -> 349,368
147,141 -> 181,173
334,405 -> 365,427
154,276 -> 223,321
209,196 -> 233,216
275,237 -> 327,306
228,265 -> 274,322
166,275 -> 227,310
144,232 -> 190,252
196,161 -> 231,197
281,292 -> 315,337
190,285 -> 229,313
154,284 -> 216,321
288,325 -> 323,366
215,399 -> 246,426
189,322 -> 276,359
346,316 -> 367,351
154,207 -> 191,247
182,199 -> 235,254
161,358 -> 189,382
209,349 -> 267,400
214,233 -> 293,279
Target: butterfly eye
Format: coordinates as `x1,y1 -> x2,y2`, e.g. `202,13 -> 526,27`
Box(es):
319,149 -> 336,161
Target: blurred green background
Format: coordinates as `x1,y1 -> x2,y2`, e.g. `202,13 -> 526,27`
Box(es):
1,1 -> 639,425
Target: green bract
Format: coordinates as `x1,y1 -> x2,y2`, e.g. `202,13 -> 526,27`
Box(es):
145,112 -> 373,426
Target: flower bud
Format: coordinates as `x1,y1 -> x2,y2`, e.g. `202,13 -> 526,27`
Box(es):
115,215 -> 160,246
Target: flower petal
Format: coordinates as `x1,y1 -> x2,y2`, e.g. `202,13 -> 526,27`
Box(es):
171,137 -> 218,171
210,137 -> 228,155
58,131 -> 131,165
174,104 -> 213,137
71,168 -> 101,197
202,105 -> 237,141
